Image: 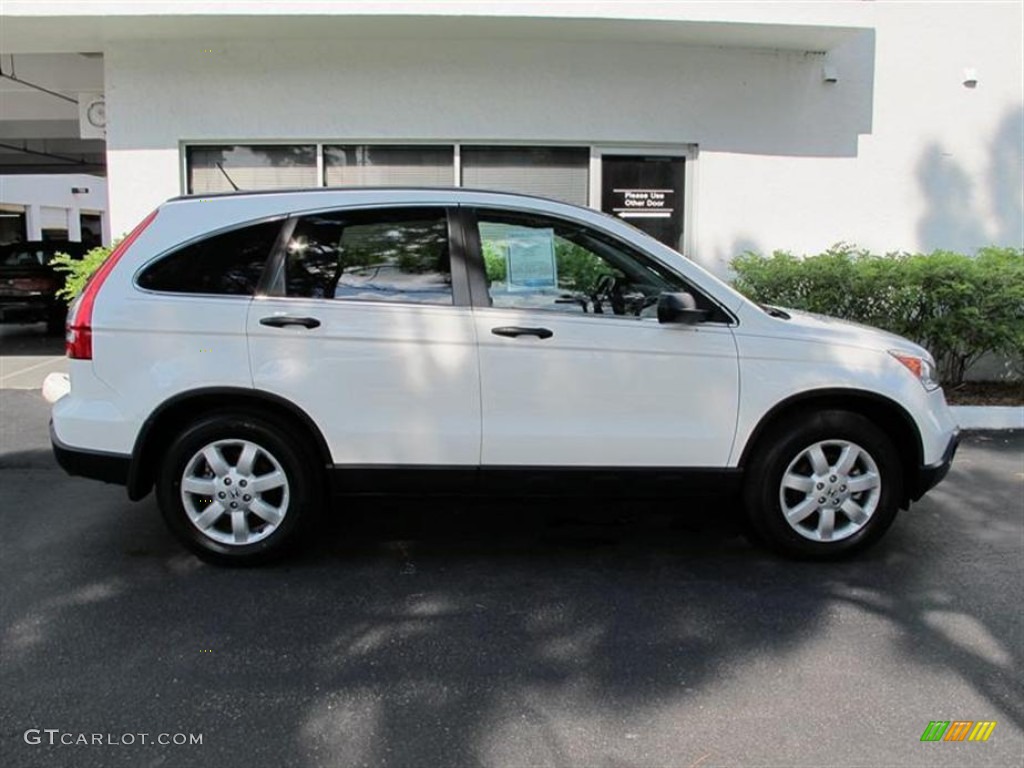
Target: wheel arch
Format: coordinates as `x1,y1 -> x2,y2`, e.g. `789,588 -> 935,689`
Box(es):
737,388 -> 923,507
127,387 -> 332,501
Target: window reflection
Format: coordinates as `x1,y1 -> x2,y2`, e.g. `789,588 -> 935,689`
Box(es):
285,209 -> 453,305
478,211 -> 688,317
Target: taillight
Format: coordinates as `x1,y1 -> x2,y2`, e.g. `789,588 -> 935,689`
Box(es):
66,209 -> 159,360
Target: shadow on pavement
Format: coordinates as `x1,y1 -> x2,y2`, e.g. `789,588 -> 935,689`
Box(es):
2,401 -> 1021,766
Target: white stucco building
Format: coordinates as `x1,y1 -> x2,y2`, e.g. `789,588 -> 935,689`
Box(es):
1,1 -> 1021,271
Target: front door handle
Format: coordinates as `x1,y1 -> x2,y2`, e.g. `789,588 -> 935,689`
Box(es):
491,326 -> 553,340
260,315 -> 321,329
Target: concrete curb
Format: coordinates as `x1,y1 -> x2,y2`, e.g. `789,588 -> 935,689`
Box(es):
42,371 -> 1022,430
951,405 -> 1024,431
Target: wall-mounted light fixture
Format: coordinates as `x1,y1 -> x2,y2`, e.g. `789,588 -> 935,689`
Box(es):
962,68 -> 978,88
822,65 -> 839,84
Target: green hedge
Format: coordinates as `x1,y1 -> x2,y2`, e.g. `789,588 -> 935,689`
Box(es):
731,244 -> 1024,386
50,244 -> 115,303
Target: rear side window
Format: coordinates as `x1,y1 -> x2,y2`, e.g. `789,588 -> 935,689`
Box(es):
137,220 -> 282,295
283,208 -> 452,305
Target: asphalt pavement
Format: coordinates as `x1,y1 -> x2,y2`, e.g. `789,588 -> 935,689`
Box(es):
1,386 -> 1022,768
0,325 -> 67,390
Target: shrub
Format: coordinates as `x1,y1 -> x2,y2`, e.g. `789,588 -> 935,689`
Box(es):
49,244 -> 115,303
731,244 -> 1024,386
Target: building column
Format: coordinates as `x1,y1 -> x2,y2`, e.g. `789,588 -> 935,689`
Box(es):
67,207 -> 82,242
25,204 -> 42,241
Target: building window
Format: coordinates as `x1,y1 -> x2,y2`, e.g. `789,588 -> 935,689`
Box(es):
80,213 -> 103,247
0,207 -> 27,245
187,145 -> 317,194
324,145 -> 454,187
460,146 -> 590,206
183,144 -> 589,206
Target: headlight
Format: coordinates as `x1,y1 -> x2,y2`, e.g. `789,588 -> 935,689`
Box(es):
890,350 -> 941,391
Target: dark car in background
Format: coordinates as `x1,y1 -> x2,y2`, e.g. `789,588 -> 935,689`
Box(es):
0,240 -> 87,335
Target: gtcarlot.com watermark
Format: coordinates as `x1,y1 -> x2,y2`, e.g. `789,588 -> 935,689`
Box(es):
24,729 -> 202,747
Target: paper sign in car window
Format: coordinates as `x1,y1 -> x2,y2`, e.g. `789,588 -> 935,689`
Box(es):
505,226 -> 558,291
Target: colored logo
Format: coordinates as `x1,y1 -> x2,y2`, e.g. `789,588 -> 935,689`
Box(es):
920,721 -> 997,742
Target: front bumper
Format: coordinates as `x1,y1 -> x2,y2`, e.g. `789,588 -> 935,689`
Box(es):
50,419 -> 130,486
909,429 -> 960,502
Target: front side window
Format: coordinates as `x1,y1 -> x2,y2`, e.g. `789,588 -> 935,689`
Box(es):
284,208 -> 453,305
137,220 -> 281,296
475,210 -> 710,319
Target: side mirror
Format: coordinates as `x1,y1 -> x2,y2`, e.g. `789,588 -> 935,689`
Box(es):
657,292 -> 709,325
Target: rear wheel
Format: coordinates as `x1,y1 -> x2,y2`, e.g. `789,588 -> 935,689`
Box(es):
156,412 -> 322,565
744,410 -> 903,559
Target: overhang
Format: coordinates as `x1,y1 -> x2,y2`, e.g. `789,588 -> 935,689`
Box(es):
0,10 -> 869,55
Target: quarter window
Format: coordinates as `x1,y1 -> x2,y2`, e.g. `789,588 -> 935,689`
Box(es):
284,208 -> 453,305
137,220 -> 281,295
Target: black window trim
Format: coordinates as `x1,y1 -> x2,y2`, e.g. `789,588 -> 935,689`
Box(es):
133,214 -> 289,299
459,205 -> 737,326
259,203 -> 472,308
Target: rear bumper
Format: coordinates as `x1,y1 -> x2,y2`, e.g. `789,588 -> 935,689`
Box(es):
909,429 -> 959,502
50,419 -> 130,486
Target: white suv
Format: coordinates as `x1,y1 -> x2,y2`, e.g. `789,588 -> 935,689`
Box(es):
51,189 -> 959,564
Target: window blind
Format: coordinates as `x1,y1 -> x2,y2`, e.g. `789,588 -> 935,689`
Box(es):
187,146 -> 317,194
324,145 -> 455,187
461,146 -> 589,206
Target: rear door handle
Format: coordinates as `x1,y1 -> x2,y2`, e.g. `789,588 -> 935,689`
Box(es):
260,315 -> 321,329
491,326 -> 553,340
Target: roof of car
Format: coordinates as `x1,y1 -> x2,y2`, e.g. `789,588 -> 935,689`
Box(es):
167,186 -> 575,206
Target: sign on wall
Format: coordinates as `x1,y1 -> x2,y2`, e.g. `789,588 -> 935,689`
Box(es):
608,188 -> 675,219
601,156 -> 685,252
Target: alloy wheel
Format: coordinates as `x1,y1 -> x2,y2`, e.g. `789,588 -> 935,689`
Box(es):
778,439 -> 882,542
180,439 -> 290,546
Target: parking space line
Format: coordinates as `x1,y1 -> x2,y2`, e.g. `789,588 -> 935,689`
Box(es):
0,356 -> 65,383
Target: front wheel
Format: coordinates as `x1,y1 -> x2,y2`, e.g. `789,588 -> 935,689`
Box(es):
744,410 -> 903,559
156,412 -> 322,565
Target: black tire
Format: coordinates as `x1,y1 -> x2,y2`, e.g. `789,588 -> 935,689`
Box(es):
156,411 -> 323,566
743,410 -> 903,560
